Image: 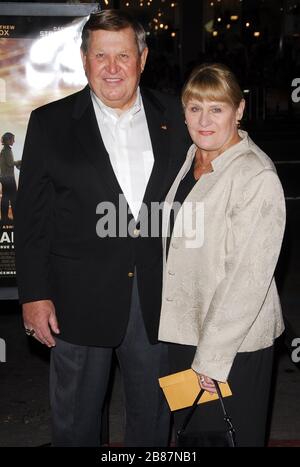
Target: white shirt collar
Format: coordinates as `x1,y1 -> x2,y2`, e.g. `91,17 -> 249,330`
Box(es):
91,87 -> 142,122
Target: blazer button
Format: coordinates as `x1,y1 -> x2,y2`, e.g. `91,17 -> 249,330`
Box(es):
171,242 -> 179,249
168,271 -> 175,276
166,297 -> 174,302
128,272 -> 134,278
133,228 -> 140,237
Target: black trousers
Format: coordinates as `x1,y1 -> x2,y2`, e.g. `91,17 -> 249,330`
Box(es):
50,276 -> 170,447
168,344 -> 274,447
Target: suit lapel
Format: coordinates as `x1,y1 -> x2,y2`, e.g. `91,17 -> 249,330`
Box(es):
72,87 -> 173,213
72,86 -> 123,204
141,88 -> 171,207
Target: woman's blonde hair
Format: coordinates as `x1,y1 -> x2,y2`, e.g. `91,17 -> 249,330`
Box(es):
182,63 -> 244,109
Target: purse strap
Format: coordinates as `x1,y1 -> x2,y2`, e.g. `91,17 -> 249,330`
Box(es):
179,379 -> 235,436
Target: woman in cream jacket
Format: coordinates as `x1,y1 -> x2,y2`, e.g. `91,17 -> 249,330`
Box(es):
158,63 -> 286,446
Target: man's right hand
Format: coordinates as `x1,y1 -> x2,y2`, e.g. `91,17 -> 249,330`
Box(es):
23,300 -> 60,347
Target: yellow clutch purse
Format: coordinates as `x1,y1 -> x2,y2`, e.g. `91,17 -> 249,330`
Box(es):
158,369 -> 232,411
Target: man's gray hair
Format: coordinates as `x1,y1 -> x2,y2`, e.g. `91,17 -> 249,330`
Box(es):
81,9 -> 147,55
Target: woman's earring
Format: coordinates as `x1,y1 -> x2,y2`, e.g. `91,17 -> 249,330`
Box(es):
184,120 -> 187,125
236,120 -> 241,128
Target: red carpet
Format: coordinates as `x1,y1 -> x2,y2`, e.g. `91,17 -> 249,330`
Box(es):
108,440 -> 300,447
268,439 -> 300,447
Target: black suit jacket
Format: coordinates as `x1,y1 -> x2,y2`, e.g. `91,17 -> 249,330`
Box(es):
15,86 -> 190,346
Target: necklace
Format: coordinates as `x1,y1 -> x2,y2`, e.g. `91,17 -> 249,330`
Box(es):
193,159 -> 213,180
194,160 -> 213,171
193,149 -> 214,180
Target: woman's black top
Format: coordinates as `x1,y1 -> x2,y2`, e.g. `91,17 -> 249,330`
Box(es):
166,162 -> 198,258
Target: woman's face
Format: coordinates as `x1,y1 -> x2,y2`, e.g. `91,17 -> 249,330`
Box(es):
184,98 -> 244,154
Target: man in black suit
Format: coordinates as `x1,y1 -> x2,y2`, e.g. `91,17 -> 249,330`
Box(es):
15,10 -> 189,447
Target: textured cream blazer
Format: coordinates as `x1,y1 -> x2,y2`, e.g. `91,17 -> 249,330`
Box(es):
158,131 -> 286,382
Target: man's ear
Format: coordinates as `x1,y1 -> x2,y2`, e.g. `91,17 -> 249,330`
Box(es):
80,49 -> 87,72
140,47 -> 148,73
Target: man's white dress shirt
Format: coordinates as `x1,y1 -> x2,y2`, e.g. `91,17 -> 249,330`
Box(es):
92,88 -> 154,220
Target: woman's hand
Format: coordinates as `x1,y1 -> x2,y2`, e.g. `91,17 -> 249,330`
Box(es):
196,372 -> 218,394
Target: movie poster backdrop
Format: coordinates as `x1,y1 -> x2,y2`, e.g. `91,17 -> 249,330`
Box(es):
0,3 -> 97,289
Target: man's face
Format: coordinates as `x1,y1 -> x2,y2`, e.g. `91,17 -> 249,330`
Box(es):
81,27 -> 148,113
